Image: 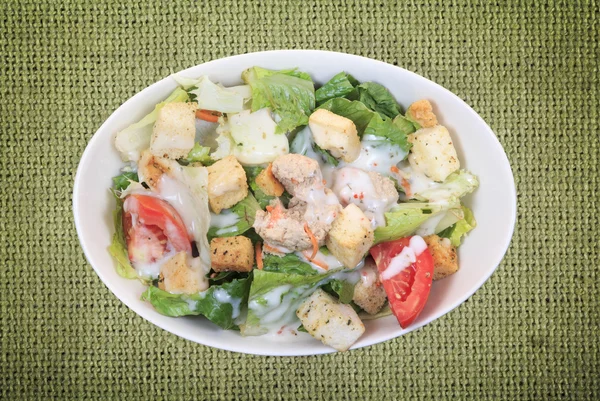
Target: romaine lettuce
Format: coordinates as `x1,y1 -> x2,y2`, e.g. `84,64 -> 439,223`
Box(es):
262,253 -> 317,276
351,82 -> 401,119
315,72 -> 358,105
112,172 -> 139,191
141,276 -> 252,330
374,200 -> 459,244
107,193 -> 138,280
242,67 -> 315,134
187,76 -> 250,113
318,98 -> 411,153
438,206 -> 477,246
207,193 -> 261,240
180,143 -> 213,166
240,269 -> 341,336
414,170 -> 479,202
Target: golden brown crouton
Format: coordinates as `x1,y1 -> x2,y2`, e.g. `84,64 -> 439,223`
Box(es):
424,234 -> 459,280
406,99 -> 438,128
210,236 -> 254,272
326,204 -> 374,268
158,252 -> 208,294
352,258 -> 387,315
207,155 -> 248,214
255,163 -> 284,196
308,109 -> 361,162
137,150 -> 173,190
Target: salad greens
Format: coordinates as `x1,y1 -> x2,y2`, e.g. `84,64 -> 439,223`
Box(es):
242,67 -> 315,134
141,277 -> 252,330
109,66 -> 480,351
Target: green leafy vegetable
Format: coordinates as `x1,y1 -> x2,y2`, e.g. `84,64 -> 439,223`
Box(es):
207,193 -> 261,240
374,201 -> 459,244
413,170 -> 479,202
363,113 -> 411,153
313,143 -> 339,166
318,98 -> 411,152
141,277 -> 252,330
392,115 -> 418,136
114,87 -> 189,161
107,193 -> 138,280
180,143 -> 214,166
243,166 -> 275,209
112,172 -> 139,191
242,67 -> 315,134
177,76 -> 250,113
438,206 -> 477,246
322,279 -> 355,304
315,72 -> 359,105
241,268 -> 342,336
351,82 -> 401,119
297,324 -> 308,333
318,98 -> 374,134
262,253 -> 317,276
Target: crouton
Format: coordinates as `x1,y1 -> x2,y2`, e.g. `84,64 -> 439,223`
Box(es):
406,99 -> 438,128
297,289 -> 365,351
210,236 -> 254,272
423,234 -> 459,280
408,125 -> 460,182
255,163 -> 284,196
308,109 -> 361,162
207,155 -> 248,214
150,102 -> 197,159
137,150 -> 173,190
352,258 -> 387,315
326,204 -> 374,268
158,252 -> 208,294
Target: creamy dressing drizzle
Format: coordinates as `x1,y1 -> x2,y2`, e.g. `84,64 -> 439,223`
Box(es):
210,210 -> 240,228
381,235 -> 427,281
213,288 -> 242,319
331,167 -> 397,228
294,249 -> 345,273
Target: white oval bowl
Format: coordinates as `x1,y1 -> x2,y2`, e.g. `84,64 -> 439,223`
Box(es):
73,50 -> 516,356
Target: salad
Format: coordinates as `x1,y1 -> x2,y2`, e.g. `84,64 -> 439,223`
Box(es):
109,67 -> 478,351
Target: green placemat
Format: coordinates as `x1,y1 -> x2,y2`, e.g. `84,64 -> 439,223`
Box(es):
1,1 -> 598,399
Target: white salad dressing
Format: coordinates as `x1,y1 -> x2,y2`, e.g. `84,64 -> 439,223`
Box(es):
381,235 -> 427,281
331,166 -> 397,228
343,134 -> 408,177
212,288 -> 242,319
136,249 -> 177,279
210,210 -> 240,228
398,164 -> 439,198
157,175 -> 202,241
295,249 -> 345,272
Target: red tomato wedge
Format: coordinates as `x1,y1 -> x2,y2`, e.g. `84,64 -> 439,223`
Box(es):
370,236 -> 434,329
122,194 -> 192,264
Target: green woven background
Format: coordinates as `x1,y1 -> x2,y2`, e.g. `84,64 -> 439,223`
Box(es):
1,0 -> 599,399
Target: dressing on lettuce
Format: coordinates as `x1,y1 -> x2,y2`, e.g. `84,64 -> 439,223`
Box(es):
208,193 -> 261,239
242,67 -> 315,134
141,276 -> 252,330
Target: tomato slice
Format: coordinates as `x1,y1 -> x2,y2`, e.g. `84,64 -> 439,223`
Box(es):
370,236 -> 434,328
123,194 -> 192,263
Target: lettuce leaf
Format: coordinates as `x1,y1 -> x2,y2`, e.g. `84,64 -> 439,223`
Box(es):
374,200 -> 459,244
112,172 -> 139,191
322,279 -> 355,304
141,276 -> 252,330
318,98 -> 411,153
179,143 -> 214,166
318,98 -> 374,134
363,113 -> 411,153
107,194 -> 138,280
262,253 -> 317,275
413,170 -> 479,203
242,67 -> 315,134
351,82 -> 401,119
186,76 -> 250,113
240,268 -> 341,336
114,87 -> 189,161
315,72 -> 358,105
243,166 -> 274,209
207,193 -> 261,240
437,206 -> 477,246
392,114 -> 418,136
313,143 -> 339,166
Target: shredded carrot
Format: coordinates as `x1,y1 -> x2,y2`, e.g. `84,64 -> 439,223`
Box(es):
390,166 -> 400,174
311,258 -> 329,270
263,243 -> 285,256
302,250 -> 329,270
266,205 -> 273,212
401,177 -> 412,198
303,222 -> 318,260
195,109 -> 221,123
255,242 -> 263,270
266,202 -> 284,228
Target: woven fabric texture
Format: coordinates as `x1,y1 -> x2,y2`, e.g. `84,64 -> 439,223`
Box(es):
1,0 -> 599,399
